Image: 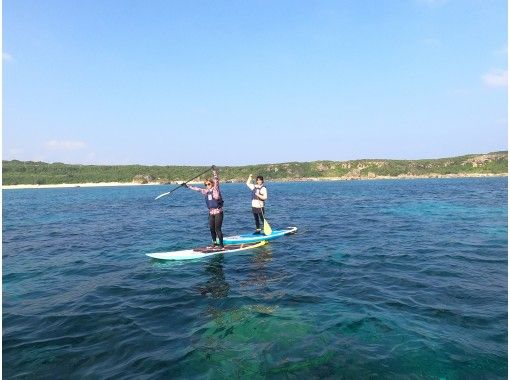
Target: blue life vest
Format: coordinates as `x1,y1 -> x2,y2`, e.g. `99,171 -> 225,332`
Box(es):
252,186 -> 266,200
205,189 -> 224,209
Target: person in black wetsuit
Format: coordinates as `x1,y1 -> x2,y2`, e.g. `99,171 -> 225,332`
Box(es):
187,166 -> 225,250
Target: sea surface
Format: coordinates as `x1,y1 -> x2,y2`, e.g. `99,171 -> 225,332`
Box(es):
3,178 -> 508,379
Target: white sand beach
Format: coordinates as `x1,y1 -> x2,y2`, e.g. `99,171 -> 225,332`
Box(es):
2,173 -> 506,190
1,182 -> 163,190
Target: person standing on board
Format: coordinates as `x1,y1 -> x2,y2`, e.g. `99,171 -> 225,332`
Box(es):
246,174 -> 268,234
186,165 -> 225,250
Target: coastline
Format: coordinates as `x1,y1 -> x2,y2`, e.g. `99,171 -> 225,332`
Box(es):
2,172 -> 507,190
1,182 -> 164,190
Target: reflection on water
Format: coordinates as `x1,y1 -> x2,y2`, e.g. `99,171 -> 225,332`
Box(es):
197,255 -> 230,298
241,245 -> 274,288
196,245 -> 275,298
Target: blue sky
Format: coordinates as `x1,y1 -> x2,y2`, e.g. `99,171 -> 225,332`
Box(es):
3,0 -> 508,165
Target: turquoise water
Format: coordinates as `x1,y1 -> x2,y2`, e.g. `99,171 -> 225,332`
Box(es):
3,178 -> 507,379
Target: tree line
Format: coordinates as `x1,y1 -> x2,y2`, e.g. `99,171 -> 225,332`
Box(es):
2,151 -> 507,185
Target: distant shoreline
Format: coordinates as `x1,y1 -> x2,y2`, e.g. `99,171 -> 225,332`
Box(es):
2,173 -> 507,190
3,152 -> 507,188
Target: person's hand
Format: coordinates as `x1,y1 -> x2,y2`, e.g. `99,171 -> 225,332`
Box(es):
248,174 -> 252,179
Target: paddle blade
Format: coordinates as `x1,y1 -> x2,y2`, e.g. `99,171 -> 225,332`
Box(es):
155,192 -> 170,200
263,219 -> 272,235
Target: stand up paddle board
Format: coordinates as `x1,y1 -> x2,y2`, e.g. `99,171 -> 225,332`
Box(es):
222,226 -> 297,245
146,240 -> 267,261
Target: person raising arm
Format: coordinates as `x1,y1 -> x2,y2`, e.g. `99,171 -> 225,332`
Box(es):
246,174 -> 268,234
187,166 -> 225,250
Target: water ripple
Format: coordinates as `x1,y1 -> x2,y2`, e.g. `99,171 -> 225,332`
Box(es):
3,178 -> 507,378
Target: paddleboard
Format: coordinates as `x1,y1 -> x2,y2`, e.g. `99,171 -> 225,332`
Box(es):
222,226 -> 297,245
146,240 -> 267,261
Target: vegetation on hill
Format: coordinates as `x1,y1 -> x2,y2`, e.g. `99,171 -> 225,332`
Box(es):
2,152 -> 507,185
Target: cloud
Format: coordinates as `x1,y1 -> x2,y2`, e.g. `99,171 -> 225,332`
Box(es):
45,140 -> 86,151
3,52 -> 14,62
482,69 -> 508,88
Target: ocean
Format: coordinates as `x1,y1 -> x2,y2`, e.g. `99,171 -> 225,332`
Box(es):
3,178 -> 507,379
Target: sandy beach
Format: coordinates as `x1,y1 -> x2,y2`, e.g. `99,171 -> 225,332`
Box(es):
2,173 -> 507,190
1,182 -> 164,190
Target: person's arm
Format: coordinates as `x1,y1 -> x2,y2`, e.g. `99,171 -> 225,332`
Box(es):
246,174 -> 255,190
212,166 -> 222,199
187,184 -> 206,194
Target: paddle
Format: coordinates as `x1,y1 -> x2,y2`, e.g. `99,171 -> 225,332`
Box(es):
155,166 -> 213,200
261,208 -> 272,235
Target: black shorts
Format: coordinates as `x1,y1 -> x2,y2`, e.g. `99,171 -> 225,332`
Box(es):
252,207 -> 264,214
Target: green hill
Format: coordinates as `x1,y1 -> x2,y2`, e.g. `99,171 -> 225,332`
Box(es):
2,151 -> 507,185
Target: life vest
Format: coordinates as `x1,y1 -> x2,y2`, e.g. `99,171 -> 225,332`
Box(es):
252,185 -> 266,200
205,189 -> 224,209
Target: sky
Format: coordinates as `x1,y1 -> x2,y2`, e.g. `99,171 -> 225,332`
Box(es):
3,0 -> 508,165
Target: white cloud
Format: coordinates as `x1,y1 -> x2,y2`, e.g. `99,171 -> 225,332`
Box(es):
482,69 -> 508,88
45,140 -> 86,151
3,52 -> 14,62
